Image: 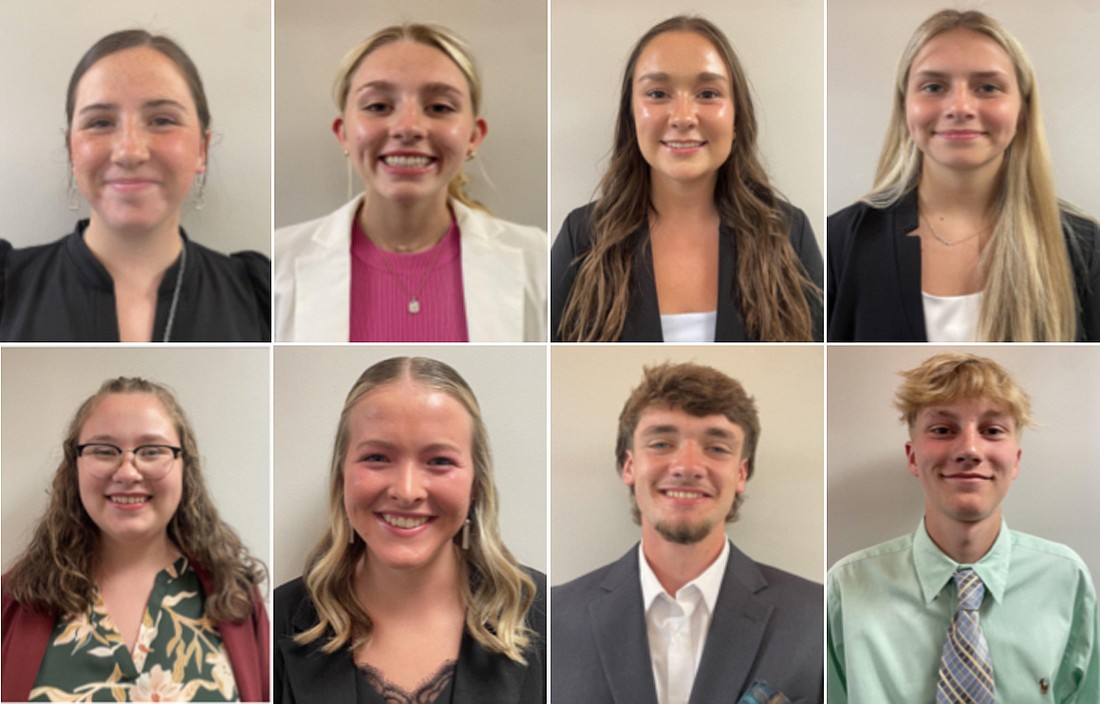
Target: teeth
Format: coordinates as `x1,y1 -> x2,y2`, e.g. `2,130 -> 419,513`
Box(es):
666,490 -> 704,499
666,141 -> 703,149
110,496 -> 148,505
383,155 -> 432,168
382,514 -> 429,529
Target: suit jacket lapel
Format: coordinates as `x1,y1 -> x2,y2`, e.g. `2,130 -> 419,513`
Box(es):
688,542 -> 774,704
891,192 -> 927,340
587,548 -> 661,704
714,225 -> 748,341
457,205 -> 525,342
452,629 -> 527,702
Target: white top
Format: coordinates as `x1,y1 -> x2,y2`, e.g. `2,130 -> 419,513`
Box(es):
659,311 -> 717,343
922,290 -> 981,343
639,540 -> 730,704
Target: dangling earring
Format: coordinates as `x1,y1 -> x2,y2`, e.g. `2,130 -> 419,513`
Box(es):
67,172 -> 79,212
194,173 -> 206,211
348,520 -> 356,545
461,517 -> 472,550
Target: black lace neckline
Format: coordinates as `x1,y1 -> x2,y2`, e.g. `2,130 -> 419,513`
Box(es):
357,659 -> 456,704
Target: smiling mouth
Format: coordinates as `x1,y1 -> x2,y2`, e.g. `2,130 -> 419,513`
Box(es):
663,141 -> 706,149
944,473 -> 992,481
109,495 -> 150,505
380,513 -> 431,529
660,488 -> 709,500
381,155 -> 434,168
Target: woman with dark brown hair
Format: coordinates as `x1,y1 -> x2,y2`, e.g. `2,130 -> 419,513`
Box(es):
551,15 -> 822,343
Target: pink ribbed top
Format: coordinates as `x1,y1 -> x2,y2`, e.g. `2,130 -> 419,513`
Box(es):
349,217 -> 469,342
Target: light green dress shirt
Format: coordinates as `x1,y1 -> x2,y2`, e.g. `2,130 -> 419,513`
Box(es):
827,519 -> 1097,703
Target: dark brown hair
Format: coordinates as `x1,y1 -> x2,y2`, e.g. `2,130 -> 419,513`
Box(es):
615,361 -> 759,522
558,15 -> 820,341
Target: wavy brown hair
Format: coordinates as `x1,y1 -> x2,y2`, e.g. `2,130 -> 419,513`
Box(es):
3,378 -> 266,622
558,15 -> 820,342
295,357 -> 537,663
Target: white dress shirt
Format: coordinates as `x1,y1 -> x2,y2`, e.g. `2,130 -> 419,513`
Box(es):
639,541 -> 730,704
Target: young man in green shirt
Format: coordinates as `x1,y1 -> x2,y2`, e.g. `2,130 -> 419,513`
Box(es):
827,353 -> 1098,703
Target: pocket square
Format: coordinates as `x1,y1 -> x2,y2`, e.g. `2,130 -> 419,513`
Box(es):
737,680 -> 791,704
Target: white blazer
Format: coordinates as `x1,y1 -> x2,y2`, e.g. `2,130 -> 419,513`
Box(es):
274,197 -> 547,342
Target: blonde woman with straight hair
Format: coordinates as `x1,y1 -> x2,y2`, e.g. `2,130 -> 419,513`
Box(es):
274,24 -> 546,343
274,358 -> 545,704
828,9 -> 1100,342
551,15 -> 823,343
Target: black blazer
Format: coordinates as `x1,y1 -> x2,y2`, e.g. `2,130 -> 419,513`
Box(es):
550,543 -> 823,704
274,570 -> 546,704
827,190 -> 1100,341
550,202 -> 824,342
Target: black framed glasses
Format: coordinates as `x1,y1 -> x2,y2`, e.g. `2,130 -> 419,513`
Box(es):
75,443 -> 183,479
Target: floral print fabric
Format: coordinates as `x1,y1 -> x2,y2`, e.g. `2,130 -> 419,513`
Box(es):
29,557 -> 238,702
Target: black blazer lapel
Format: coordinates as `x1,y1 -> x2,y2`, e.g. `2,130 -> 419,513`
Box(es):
688,543 -> 775,704
891,193 -> 927,340
587,549 -> 661,704
715,225 -> 748,341
278,636 -> 358,702
622,230 -> 664,341
453,629 -> 529,703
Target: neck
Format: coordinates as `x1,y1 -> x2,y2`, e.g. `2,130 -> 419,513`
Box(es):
355,546 -> 465,616
918,160 -> 1001,217
640,525 -> 726,595
96,532 -> 179,579
359,192 -> 453,253
924,509 -> 1002,565
649,174 -> 720,223
83,214 -> 183,281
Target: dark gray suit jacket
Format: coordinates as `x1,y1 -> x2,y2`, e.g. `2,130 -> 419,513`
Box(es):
551,542 -> 822,704
274,569 -> 546,703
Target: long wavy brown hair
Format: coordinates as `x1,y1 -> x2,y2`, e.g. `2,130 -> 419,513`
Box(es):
558,15 -> 820,342
3,378 -> 266,622
295,357 -> 537,663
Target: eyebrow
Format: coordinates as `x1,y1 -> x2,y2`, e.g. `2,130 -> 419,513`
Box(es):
922,408 -> 1013,423
352,439 -> 465,454
636,71 -> 729,84
911,69 -> 1010,81
354,80 -> 466,97
81,433 -> 177,444
77,99 -> 189,115
639,424 -> 737,440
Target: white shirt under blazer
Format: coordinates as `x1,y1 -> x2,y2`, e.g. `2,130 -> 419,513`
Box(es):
274,196 -> 547,342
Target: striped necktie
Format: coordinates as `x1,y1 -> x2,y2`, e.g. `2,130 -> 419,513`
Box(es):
936,568 -> 995,704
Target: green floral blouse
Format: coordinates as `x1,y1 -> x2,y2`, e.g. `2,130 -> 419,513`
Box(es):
29,557 -> 238,702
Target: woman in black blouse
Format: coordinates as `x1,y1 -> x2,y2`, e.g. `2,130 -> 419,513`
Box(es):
0,29 -> 269,342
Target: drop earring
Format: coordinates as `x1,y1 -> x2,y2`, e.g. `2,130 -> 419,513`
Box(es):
461,518 -> 472,550
348,521 -> 356,545
194,173 -> 206,210
67,173 -> 79,212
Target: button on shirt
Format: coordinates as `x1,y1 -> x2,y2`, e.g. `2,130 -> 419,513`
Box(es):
640,541 -> 730,704
827,519 -> 1098,703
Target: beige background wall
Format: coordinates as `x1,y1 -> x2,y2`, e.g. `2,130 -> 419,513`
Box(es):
551,0 -> 825,248
273,346 -> 546,587
1,348 -> 271,588
0,0 -> 271,255
828,0 -> 1100,217
274,0 -> 547,231
827,345 -> 1100,589
551,345 -> 824,585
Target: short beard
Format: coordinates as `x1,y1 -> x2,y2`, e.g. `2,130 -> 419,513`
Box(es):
653,518 -> 715,545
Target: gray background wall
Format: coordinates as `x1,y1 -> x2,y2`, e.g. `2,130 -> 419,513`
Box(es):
1,347 -> 271,593
551,0 -> 824,248
828,0 -> 1100,218
274,0 -> 547,231
0,0 -> 271,255
273,346 -> 546,587
827,345 -> 1100,591
552,345 -> 824,586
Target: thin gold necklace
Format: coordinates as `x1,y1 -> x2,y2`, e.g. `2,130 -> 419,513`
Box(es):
367,230 -> 448,314
920,213 -> 991,247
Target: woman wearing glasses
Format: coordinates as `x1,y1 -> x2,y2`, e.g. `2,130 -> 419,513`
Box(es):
1,378 -> 268,702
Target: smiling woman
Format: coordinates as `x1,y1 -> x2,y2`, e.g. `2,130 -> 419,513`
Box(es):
551,15 -> 823,343
273,24 -> 547,343
0,29 -> 270,342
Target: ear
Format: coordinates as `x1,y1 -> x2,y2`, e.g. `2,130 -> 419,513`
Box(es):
621,449 -> 636,487
735,458 -> 748,493
332,116 -> 347,150
905,440 -> 919,478
197,129 -> 211,174
467,116 -> 488,157
1011,447 -> 1021,481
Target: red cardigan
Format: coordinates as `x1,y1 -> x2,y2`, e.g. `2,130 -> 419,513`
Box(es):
1,564 -> 270,702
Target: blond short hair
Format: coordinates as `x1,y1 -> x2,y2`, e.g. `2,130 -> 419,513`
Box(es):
894,353 -> 1035,431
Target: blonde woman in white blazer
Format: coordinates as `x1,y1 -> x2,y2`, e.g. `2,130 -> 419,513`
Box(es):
274,23 -> 547,343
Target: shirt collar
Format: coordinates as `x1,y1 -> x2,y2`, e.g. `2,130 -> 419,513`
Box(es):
912,517 -> 1011,605
638,539 -> 731,615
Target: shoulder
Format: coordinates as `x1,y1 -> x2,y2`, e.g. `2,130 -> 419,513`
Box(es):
827,533 -> 914,587
551,555 -> 627,612
554,202 -> 598,249
827,200 -> 882,239
454,201 -> 546,251
1009,529 -> 1094,580
1,233 -> 70,269
275,201 -> 359,256
188,238 -> 270,276
274,577 -> 316,635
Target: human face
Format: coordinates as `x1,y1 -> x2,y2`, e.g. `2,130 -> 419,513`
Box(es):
76,393 -> 183,548
343,380 -> 475,572
69,47 -> 209,236
906,397 -> 1021,531
632,31 -> 735,193
622,406 -> 748,548
906,29 -> 1022,178
334,40 -> 487,210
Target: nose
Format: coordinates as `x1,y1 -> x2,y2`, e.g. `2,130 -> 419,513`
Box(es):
954,426 -> 981,463
391,101 -> 425,142
111,451 -> 144,480
669,94 -> 698,130
945,84 -> 975,120
669,441 -> 705,479
390,462 -> 426,504
112,118 -> 150,166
